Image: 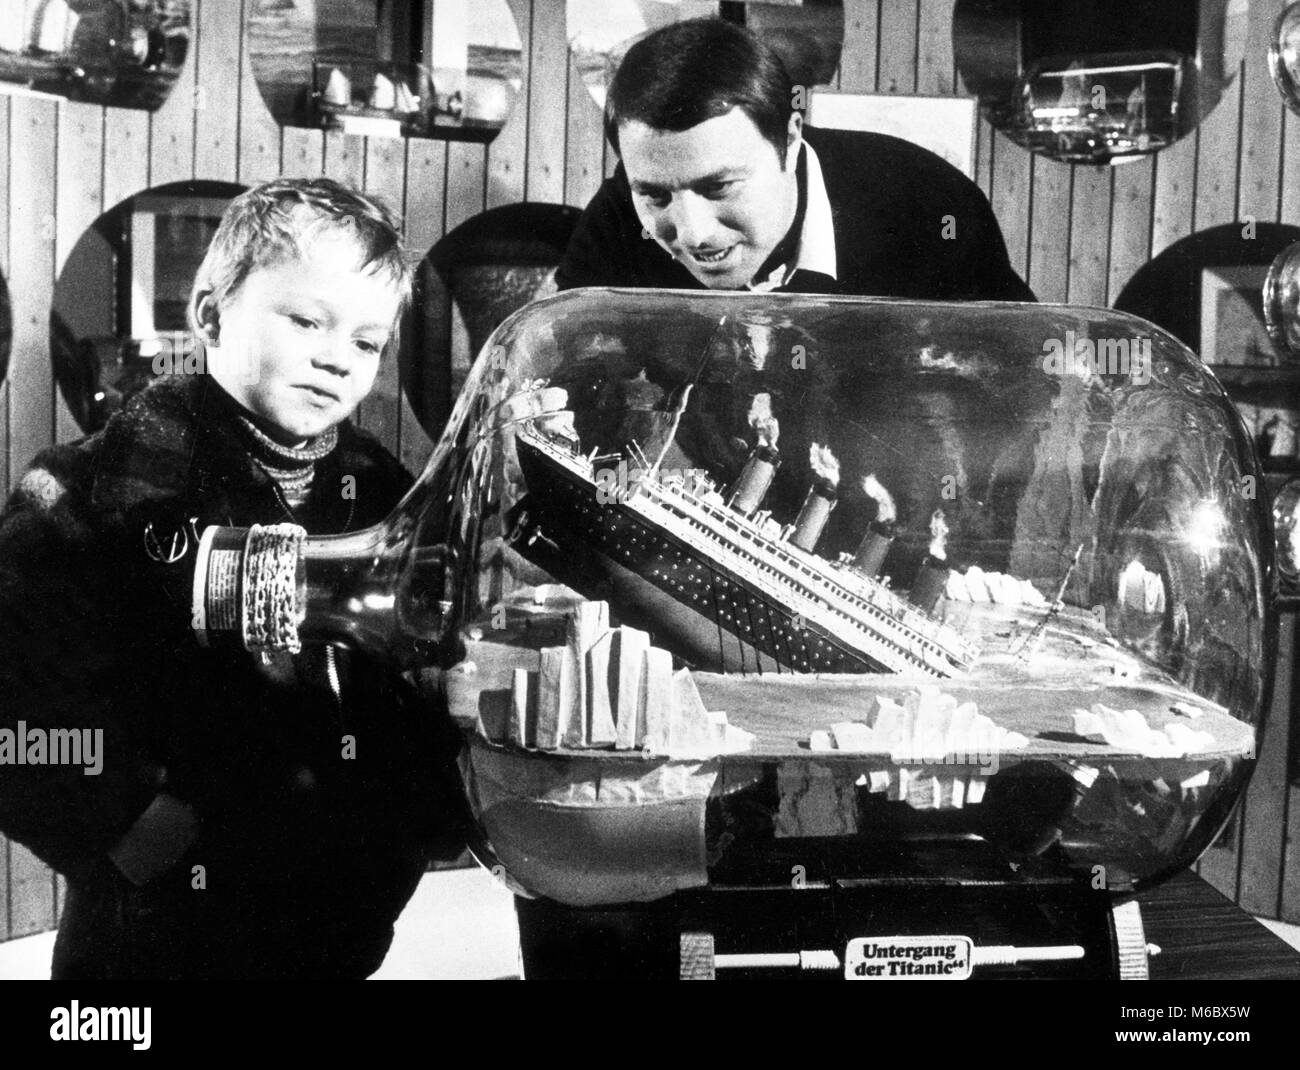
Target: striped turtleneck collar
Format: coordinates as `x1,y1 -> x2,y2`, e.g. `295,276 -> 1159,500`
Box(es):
233,414 -> 339,509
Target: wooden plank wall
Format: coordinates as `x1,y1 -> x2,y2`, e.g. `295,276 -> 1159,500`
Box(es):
1,0 -> 1298,944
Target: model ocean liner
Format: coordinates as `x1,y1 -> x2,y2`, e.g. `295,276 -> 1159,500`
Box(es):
508,397 -> 977,679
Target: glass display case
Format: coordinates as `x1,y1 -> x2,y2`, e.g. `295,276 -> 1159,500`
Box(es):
0,0 -> 189,110
420,288 -> 1274,908
953,0 -> 1247,165
247,0 -> 523,144
1011,50 -> 1183,163
194,289 -> 1276,973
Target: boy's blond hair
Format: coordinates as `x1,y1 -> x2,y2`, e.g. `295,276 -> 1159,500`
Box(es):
189,177 -> 412,348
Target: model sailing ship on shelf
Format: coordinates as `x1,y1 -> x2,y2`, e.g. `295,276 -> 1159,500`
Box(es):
1011,51 -> 1184,163
310,59 -> 464,139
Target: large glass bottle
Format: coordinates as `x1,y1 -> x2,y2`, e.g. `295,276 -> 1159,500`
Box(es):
190,288 -> 1277,909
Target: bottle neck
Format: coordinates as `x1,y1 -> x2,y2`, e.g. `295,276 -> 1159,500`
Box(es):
189,422 -> 468,665
191,517 -> 442,665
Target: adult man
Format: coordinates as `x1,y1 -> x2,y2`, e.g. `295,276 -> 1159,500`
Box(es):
557,17 -> 1033,301
518,20 -> 1034,980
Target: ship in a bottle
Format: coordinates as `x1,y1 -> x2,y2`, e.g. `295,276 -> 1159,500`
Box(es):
508,398 -> 977,679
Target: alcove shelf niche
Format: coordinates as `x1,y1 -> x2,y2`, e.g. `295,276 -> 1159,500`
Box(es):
0,0 -> 190,111
1114,222 -> 1300,479
568,0 -> 844,112
249,0 -> 523,144
51,180 -> 245,433
953,0 -> 1249,165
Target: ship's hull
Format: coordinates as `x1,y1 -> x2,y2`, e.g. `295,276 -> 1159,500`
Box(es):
511,432 -> 968,676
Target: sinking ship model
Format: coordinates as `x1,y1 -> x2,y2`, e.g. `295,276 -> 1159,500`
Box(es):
508,396 -> 977,679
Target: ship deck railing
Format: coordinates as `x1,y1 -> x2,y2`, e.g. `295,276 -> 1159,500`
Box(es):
519,426 -> 977,669
644,476 -> 975,657
634,474 -> 973,671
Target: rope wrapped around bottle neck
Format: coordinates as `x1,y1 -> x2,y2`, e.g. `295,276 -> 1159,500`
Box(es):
240,523 -> 308,654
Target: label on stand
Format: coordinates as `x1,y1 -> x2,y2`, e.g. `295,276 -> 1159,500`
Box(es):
844,935 -> 973,980
192,526 -> 248,647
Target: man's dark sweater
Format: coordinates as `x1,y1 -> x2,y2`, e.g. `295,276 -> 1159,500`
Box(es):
556,125 -> 1034,302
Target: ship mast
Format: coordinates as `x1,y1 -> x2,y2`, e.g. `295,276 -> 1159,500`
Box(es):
1013,542 -> 1085,661
646,315 -> 728,477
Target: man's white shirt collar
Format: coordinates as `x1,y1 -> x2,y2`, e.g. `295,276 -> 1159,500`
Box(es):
748,139 -> 838,292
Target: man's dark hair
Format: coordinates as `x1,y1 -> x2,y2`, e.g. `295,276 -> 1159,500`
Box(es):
605,18 -> 795,163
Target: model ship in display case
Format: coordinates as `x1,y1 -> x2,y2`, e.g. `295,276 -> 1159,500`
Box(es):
310,59 -> 465,140
246,0 -> 523,143
1012,51 -> 1184,163
190,289 -> 1277,972
508,408 -> 977,679
0,0 -> 189,110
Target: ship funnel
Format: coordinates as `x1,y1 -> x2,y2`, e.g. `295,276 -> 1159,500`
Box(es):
728,393 -> 782,513
854,474 -> 896,575
790,444 -> 840,551
908,509 -> 951,613
728,445 -> 781,514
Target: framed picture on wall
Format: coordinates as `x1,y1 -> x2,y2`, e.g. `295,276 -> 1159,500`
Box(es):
1199,263 -> 1299,463
806,91 -> 979,177
126,192 -> 230,341
1199,264 -> 1283,368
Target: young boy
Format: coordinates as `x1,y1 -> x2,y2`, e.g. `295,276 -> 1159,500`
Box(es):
0,178 -> 466,978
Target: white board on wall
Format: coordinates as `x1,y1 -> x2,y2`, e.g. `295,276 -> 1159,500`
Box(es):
807,91 -> 978,178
